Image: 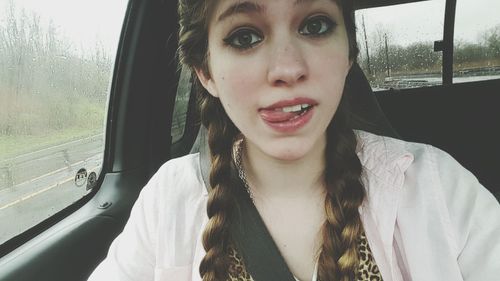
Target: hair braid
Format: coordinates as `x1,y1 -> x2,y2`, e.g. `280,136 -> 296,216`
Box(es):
317,107 -> 365,281
198,94 -> 240,281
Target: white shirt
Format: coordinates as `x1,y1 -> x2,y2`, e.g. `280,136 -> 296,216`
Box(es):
88,131 -> 500,281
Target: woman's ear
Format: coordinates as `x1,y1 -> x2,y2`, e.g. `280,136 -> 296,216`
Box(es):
194,67 -> 219,98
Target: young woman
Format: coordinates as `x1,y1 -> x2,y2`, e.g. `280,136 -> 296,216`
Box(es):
88,0 -> 500,280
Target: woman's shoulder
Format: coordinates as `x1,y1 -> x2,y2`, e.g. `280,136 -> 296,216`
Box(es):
138,152 -> 208,243
156,152 -> 204,182
143,152 -> 208,205
355,130 -> 495,205
355,129 -> 461,171
355,130 -> 416,174
357,130 -> 499,231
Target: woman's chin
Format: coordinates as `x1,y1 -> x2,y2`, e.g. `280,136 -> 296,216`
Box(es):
269,151 -> 307,162
259,141 -> 319,162
244,132 -> 326,163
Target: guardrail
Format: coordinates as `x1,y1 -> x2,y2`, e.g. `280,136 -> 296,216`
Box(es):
0,134 -> 104,190
455,66 -> 500,77
374,67 -> 500,90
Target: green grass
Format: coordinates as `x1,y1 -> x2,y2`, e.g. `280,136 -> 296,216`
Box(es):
0,92 -> 107,161
0,127 -> 102,161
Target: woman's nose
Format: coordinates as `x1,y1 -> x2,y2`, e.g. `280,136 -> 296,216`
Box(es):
267,39 -> 308,87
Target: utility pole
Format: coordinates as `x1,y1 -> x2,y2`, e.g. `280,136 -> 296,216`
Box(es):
385,33 -> 391,77
362,15 -> 372,75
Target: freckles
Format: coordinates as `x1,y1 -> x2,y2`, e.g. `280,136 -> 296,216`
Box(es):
322,55 -> 350,77
228,74 -> 256,93
216,55 -> 263,103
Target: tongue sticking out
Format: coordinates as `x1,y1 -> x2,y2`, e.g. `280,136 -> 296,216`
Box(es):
259,109 -> 303,123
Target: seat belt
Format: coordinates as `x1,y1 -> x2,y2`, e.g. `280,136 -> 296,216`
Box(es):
198,127 -> 296,281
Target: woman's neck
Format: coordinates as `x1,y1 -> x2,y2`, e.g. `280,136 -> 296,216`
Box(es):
243,136 -> 327,200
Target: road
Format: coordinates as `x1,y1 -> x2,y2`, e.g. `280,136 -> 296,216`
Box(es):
0,140 -> 103,245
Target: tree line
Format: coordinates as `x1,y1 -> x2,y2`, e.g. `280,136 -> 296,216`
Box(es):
0,0 -> 113,137
358,25 -> 500,80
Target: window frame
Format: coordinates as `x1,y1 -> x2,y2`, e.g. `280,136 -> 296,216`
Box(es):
0,0 -> 129,254
0,0 -> 180,259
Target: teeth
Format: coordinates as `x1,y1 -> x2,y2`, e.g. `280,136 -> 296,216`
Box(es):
282,105 -> 302,113
282,104 -> 310,113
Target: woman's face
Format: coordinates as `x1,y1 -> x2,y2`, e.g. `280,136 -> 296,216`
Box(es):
197,0 -> 352,161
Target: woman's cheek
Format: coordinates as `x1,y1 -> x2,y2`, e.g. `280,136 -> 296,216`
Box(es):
223,65 -> 263,101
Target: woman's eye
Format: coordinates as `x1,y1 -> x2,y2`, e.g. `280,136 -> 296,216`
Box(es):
299,16 -> 335,36
224,29 -> 263,49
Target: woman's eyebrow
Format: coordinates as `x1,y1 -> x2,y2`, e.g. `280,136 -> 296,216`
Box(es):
217,1 -> 265,23
216,0 -> 337,23
294,0 -> 318,5
294,0 -> 338,7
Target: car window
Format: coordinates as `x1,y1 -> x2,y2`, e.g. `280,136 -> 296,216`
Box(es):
0,0 -> 127,245
453,0 -> 500,83
355,0 -> 446,91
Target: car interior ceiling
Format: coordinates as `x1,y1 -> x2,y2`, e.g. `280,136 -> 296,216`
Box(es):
0,0 -> 498,280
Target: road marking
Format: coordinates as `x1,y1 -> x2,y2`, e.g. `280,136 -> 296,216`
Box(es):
0,156 -> 101,199
14,154 -> 102,187
0,166 -> 99,211
0,183 -> 60,211
19,160 -> 85,186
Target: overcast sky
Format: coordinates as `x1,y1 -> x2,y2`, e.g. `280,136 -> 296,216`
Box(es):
0,0 -> 128,53
1,0 -> 499,52
358,0 -> 500,46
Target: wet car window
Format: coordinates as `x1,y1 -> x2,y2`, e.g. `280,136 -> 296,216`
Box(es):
453,0 -> 500,83
0,0 -> 127,244
356,0 -> 446,90
356,0 -> 500,91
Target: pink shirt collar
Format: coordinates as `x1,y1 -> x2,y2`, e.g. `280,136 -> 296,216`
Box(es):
356,131 -> 414,281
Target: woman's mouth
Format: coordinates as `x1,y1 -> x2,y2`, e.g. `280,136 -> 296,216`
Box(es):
259,104 -> 313,122
258,98 -> 317,133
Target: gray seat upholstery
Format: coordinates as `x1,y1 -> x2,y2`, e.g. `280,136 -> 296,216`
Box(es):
345,63 -> 399,138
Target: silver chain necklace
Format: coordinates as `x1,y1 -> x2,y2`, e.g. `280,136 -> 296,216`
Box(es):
233,139 -> 256,204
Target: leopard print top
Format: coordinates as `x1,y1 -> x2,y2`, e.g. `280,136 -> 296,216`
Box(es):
227,232 -> 383,281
